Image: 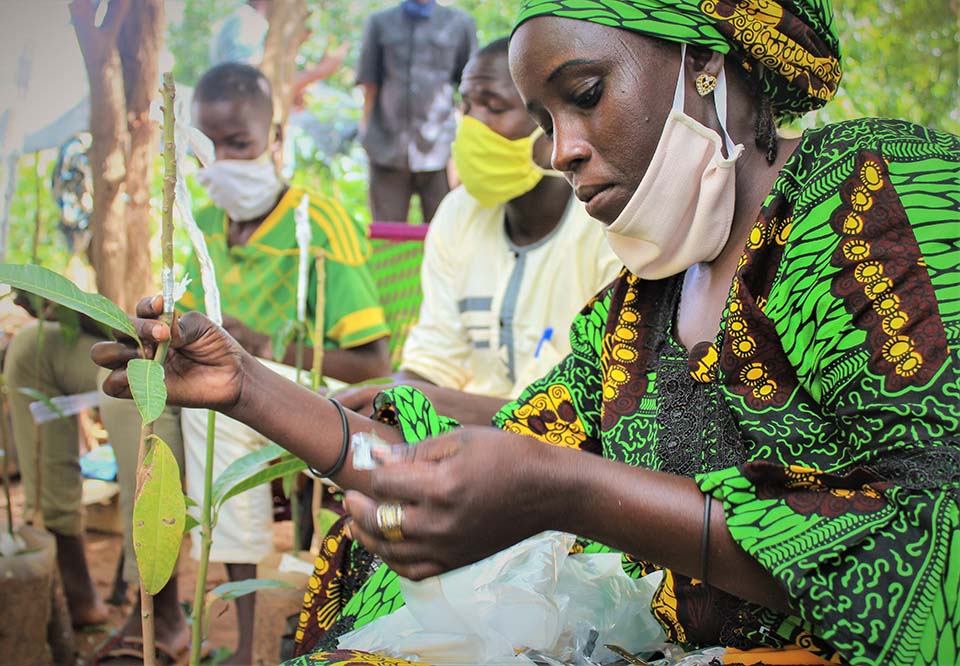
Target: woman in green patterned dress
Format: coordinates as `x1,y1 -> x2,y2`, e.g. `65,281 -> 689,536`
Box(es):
95,1 -> 959,664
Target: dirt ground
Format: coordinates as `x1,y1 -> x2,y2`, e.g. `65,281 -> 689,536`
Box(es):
6,473 -> 298,666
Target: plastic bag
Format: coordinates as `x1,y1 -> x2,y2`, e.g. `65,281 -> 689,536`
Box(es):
79,444 -> 118,482
337,531 -> 665,664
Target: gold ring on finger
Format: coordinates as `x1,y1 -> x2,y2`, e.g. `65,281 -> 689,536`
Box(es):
375,502 -> 405,541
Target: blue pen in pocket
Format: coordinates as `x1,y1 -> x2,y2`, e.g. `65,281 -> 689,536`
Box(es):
534,327 -> 554,359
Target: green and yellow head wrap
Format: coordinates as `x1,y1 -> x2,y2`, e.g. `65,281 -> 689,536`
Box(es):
514,0 -> 842,119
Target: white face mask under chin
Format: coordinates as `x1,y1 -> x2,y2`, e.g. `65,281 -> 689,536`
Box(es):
604,44 -> 744,280
196,153 -> 285,222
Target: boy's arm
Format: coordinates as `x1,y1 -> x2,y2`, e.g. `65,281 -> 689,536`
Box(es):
311,338 -> 390,384
218,315 -> 391,383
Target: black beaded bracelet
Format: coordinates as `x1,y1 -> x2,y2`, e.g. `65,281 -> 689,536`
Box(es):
309,398 -> 350,478
700,493 -> 713,585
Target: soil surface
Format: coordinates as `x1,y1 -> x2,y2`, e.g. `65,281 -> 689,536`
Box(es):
6,473 -> 297,665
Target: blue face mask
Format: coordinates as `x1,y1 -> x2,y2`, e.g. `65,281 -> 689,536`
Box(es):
401,0 -> 435,20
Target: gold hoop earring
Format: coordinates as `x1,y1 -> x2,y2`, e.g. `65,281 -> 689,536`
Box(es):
696,73 -> 718,97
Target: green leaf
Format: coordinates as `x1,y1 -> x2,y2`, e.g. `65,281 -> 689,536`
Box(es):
207,577 -> 293,603
315,507 -> 341,540
27,292 -> 45,320
17,388 -> 67,421
128,359 -> 167,425
54,305 -> 81,348
183,494 -> 200,534
183,514 -> 200,535
0,264 -> 137,341
211,443 -> 306,515
282,471 -> 295,499
133,435 -> 185,595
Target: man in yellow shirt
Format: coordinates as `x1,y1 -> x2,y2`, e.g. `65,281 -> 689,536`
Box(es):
340,38 -> 620,424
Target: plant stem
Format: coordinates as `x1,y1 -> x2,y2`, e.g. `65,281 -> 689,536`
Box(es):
295,328 -> 304,387
291,327 -> 305,553
32,152 -> 41,265
140,592 -> 156,666
303,253 -> 327,545
311,252 -> 326,392
190,410 -> 216,666
290,475 -> 300,555
0,376 -> 15,536
30,165 -> 46,527
32,314 -> 45,530
157,71 -> 177,357
135,70 -> 178,666
134,422 -> 156,666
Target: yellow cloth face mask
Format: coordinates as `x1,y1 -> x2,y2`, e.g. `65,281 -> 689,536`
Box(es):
451,115 -> 548,208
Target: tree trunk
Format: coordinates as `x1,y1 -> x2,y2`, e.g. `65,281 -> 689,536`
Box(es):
118,0 -> 164,309
71,0 -> 163,313
71,0 -> 132,310
260,0 -> 309,130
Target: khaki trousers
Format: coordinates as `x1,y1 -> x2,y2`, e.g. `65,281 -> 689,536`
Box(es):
4,321 -> 183,583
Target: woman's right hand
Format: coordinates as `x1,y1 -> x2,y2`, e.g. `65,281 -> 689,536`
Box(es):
91,296 -> 249,411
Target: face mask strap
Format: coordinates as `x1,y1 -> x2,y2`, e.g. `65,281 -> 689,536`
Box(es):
676,44 -> 738,156
673,45 -> 688,112
714,67 -> 738,156
529,125 -> 564,177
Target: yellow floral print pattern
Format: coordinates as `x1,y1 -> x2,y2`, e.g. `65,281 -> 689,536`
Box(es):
701,0 -> 841,104
500,383 -> 588,449
602,274 -> 643,403
835,159 -> 925,378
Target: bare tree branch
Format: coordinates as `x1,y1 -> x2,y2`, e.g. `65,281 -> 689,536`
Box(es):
69,0 -> 131,59
70,0 -> 158,312
100,0 -> 132,45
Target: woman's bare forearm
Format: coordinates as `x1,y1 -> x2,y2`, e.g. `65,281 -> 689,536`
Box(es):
225,355 -> 402,493
390,370 -> 508,425
417,386 -> 508,425
544,445 -> 791,612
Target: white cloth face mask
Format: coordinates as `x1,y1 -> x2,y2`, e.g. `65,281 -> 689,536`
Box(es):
603,44 -> 744,280
196,150 -> 285,222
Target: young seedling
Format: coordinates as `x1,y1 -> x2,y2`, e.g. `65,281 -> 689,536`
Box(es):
166,78 -> 296,665
0,74 -> 184,666
0,376 -> 17,544
1,72 -> 303,666
125,71 -> 184,666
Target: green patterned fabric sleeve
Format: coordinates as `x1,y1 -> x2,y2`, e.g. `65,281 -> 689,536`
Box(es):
697,119 -> 960,665
370,386 -> 460,442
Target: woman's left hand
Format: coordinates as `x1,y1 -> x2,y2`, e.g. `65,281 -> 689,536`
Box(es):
343,427 -> 562,580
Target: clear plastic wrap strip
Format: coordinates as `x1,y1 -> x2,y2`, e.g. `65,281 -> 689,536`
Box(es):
173,111 -> 222,326
295,194 -> 311,323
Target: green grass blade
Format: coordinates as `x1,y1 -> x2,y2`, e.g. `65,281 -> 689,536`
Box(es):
208,578 -> 293,603
211,443 -> 306,514
53,305 -> 80,348
0,264 -> 137,341
17,388 -> 67,421
128,359 -> 167,425
133,435 -> 185,595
